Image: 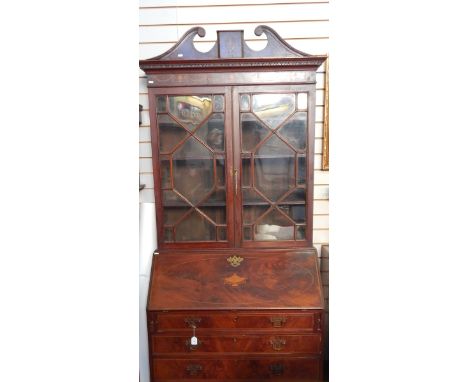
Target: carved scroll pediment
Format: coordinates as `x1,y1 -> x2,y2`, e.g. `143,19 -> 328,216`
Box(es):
146,25 -> 313,61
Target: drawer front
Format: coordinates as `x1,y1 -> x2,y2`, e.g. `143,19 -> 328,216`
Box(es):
153,357 -> 321,379
152,333 -> 322,354
153,312 -> 321,331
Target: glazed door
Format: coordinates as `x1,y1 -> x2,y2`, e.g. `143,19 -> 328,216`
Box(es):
150,87 -> 234,248
233,85 -> 315,248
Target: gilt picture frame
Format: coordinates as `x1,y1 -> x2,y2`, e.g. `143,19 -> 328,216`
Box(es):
322,56 -> 329,170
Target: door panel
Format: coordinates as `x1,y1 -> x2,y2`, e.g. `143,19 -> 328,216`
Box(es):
150,87 -> 234,248
233,85 -> 315,247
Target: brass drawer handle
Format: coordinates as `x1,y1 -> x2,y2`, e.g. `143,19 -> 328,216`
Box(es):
269,363 -> 284,376
184,317 -> 202,328
270,337 -> 287,351
186,364 -> 202,376
270,316 -> 287,328
185,338 -> 203,351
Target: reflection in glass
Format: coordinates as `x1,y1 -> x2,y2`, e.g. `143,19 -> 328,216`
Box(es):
278,205 -> 306,223
163,190 -> 190,206
213,95 -> 224,112
215,158 -> 225,186
172,137 -> 214,205
243,226 -> 252,240
255,208 -> 294,241
164,207 -> 191,225
241,113 -> 269,152
242,188 -> 268,204
168,95 -> 212,131
160,158 -> 171,189
242,157 -> 251,187
243,205 -> 269,224
297,93 -> 308,110
298,156 -> 306,186
203,189 -> 225,206
164,227 -> 173,242
157,96 -> 167,112
282,188 -> 306,203
254,135 -> 295,201
195,113 -> 224,151
218,226 -> 227,241
252,93 -> 295,129
158,114 -> 189,153
296,225 -> 306,240
175,210 -> 216,241
240,94 -> 250,111
199,206 -> 226,224
278,112 -> 307,151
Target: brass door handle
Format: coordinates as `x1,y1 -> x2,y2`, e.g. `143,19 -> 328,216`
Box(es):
270,316 -> 287,328
184,317 -> 202,328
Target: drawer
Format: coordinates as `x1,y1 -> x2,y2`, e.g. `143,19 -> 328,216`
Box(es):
152,333 -> 322,354
151,311 -> 322,332
152,357 -> 322,380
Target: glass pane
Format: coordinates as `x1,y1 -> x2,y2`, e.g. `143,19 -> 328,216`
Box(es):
172,137 -> 214,205
175,210 -> 215,241
216,158 -> 225,186
297,93 -> 308,110
242,157 -> 251,187
202,188 -> 226,205
213,95 -> 224,112
296,225 -> 306,240
240,94 -> 250,111
242,188 -> 268,204
277,112 -> 307,151
195,113 -> 224,151
243,205 -> 269,224
241,113 -> 270,152
255,208 -> 294,241
252,94 -> 295,129
164,227 -> 173,242
298,156 -> 306,186
282,188 -> 306,203
164,207 -> 191,225
163,190 -> 191,207
199,206 -> 226,224
254,135 -> 295,201
278,205 -> 306,223
168,95 -> 212,131
243,226 -> 252,240
218,226 -> 227,241
160,157 -> 171,189
157,96 -> 166,112
158,114 -> 189,154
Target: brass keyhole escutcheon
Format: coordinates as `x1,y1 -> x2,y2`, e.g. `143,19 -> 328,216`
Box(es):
227,255 -> 243,267
186,364 -> 202,376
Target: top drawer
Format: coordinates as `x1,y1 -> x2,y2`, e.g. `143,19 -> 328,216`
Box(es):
149,311 -> 323,332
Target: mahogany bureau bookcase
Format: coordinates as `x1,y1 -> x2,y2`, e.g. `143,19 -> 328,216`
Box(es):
140,26 -> 326,381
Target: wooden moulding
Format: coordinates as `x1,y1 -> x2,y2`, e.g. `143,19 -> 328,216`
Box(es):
139,25 -> 326,75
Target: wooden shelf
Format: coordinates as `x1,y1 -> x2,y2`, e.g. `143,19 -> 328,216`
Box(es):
164,201 -> 305,208
166,154 -> 304,161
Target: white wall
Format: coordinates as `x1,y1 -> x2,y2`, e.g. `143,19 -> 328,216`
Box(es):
139,2 -> 329,378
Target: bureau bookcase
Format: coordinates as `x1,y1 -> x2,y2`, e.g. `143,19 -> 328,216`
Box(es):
140,26 -> 326,381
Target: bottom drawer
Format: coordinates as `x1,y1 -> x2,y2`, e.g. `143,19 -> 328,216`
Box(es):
152,357 -> 321,380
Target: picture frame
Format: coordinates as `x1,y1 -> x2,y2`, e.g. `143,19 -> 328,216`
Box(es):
322,56 -> 329,170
